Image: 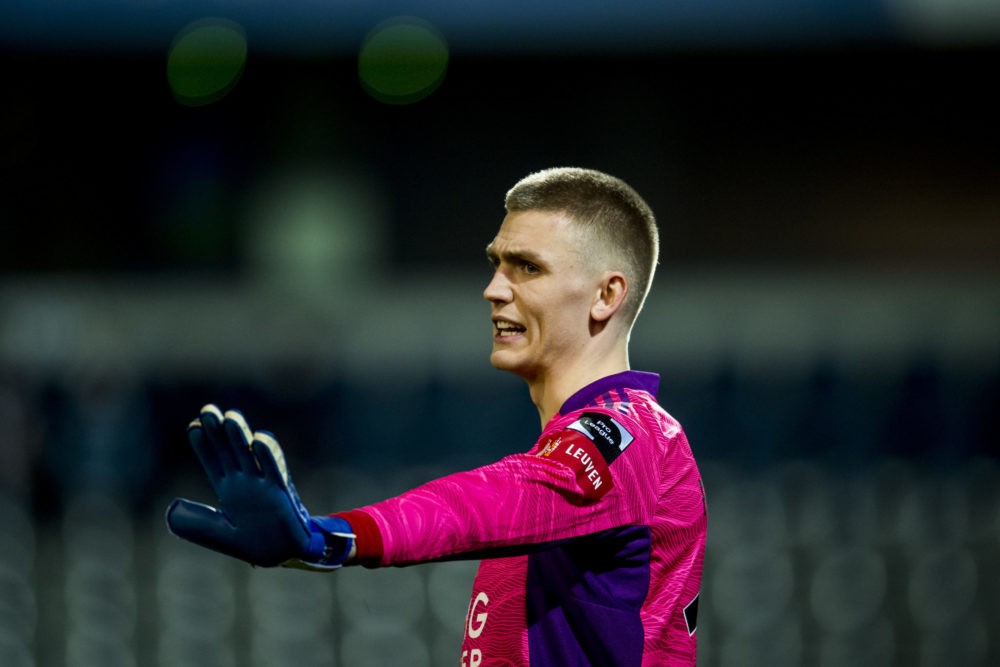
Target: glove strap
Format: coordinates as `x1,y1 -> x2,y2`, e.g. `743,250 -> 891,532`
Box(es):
284,516 -> 355,571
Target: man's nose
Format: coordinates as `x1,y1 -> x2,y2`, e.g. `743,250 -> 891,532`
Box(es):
483,268 -> 512,303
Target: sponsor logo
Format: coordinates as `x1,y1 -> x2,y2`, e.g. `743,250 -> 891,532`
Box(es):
537,429 -> 614,501
566,412 -> 634,464
462,591 -> 489,667
467,591 -> 489,639
563,441 -> 606,493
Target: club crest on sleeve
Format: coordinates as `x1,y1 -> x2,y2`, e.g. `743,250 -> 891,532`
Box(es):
536,429 -> 614,502
538,437 -> 562,458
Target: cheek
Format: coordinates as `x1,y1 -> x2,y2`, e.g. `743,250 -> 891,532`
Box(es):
525,282 -> 592,338
538,304 -> 587,343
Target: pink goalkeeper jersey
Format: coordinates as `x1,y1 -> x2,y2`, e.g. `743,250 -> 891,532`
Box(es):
339,371 -> 706,666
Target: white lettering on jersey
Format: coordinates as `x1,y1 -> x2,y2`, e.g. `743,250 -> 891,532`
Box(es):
461,649 -> 483,667
564,443 -> 603,490
467,591 -> 489,639
567,414 -> 635,452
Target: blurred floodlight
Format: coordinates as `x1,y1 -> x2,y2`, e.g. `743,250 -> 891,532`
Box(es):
167,18 -> 248,107
244,166 -> 388,291
358,16 -> 449,105
885,0 -> 1000,44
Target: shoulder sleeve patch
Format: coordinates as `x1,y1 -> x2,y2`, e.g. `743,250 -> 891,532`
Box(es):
565,411 -> 635,465
537,429 -> 614,502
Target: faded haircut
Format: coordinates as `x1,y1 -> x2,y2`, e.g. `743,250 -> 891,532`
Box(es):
504,167 -> 660,328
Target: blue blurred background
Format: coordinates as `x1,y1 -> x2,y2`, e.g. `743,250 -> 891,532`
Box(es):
1,1 -> 998,666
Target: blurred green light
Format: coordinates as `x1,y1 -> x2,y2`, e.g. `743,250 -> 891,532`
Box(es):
167,18 -> 247,107
358,17 -> 449,105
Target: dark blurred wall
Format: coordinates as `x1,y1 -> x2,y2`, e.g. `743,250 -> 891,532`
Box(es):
2,48 -> 998,274
1,8 -> 998,666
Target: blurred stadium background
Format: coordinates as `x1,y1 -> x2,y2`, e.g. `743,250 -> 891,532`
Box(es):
1,1 -> 998,666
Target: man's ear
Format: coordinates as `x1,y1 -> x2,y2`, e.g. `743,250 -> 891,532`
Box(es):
591,272 -> 628,323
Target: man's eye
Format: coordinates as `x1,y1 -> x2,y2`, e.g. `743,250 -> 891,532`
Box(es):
523,262 -> 540,274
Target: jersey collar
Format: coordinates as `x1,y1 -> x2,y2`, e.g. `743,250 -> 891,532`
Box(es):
558,370 -> 660,416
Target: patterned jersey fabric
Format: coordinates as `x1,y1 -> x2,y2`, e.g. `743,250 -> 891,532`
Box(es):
338,371 -> 707,666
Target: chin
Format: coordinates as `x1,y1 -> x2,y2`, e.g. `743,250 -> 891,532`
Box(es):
489,351 -> 513,370
490,349 -> 522,372
489,351 -> 537,381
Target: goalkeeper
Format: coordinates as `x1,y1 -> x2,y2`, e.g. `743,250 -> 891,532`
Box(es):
167,167 -> 707,666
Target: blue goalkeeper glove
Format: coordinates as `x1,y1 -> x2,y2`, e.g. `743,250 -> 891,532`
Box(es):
165,404 -> 354,570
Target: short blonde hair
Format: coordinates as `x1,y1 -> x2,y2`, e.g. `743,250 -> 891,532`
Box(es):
505,167 -> 659,327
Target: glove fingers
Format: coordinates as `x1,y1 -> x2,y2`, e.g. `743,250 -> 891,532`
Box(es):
196,404 -> 244,475
251,430 -> 290,486
187,406 -> 226,482
222,410 -> 262,476
165,498 -> 241,557
252,431 -> 312,537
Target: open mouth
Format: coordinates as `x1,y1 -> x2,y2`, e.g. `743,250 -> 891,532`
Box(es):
494,320 -> 526,337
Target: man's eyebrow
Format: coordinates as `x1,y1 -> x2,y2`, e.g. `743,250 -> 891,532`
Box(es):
485,244 -> 546,266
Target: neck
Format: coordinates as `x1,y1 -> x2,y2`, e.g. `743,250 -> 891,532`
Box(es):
526,345 -> 630,427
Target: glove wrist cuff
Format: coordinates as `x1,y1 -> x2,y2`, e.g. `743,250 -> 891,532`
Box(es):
305,516 -> 355,568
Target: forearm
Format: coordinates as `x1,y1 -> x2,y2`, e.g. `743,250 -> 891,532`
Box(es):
342,453 -> 639,567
